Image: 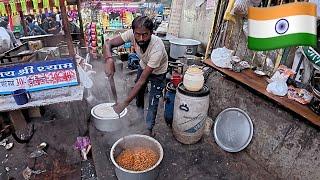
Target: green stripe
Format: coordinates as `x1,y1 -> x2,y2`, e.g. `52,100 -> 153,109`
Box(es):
248,33 -> 317,51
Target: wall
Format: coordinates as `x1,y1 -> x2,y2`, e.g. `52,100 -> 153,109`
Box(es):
207,72 -> 320,179
168,0 -> 217,53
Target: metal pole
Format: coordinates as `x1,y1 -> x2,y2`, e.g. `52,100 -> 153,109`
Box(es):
60,0 -> 75,57
77,0 -> 85,46
18,11 -> 28,36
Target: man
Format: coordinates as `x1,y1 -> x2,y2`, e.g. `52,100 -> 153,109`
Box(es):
47,15 -> 61,34
0,26 -> 11,54
104,16 -> 168,136
68,17 -> 80,34
26,16 -> 47,35
0,18 -> 18,47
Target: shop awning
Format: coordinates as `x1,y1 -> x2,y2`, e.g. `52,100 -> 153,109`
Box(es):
0,0 -> 78,16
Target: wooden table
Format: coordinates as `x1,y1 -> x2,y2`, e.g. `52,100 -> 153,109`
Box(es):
19,34 -> 54,42
0,85 -> 84,143
204,59 -> 320,127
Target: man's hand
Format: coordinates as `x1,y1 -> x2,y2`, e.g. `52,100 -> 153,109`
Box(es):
103,35 -> 125,77
105,58 -> 115,77
112,101 -> 129,115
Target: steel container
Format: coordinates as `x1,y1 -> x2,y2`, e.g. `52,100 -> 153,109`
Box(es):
110,134 -> 164,180
169,38 -> 201,59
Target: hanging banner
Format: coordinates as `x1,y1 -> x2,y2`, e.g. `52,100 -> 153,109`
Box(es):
0,59 -> 79,95
301,46 -> 320,67
9,0 -> 17,15
20,0 -> 27,13
32,0 -> 38,10
43,0 -> 49,9
54,0 -> 59,7
0,2 -> 7,16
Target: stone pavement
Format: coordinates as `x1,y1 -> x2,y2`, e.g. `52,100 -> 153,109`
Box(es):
0,100 -> 96,179
1,57 -> 319,179
88,59 -> 278,180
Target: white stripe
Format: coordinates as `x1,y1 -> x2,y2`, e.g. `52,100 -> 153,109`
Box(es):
248,15 -> 316,38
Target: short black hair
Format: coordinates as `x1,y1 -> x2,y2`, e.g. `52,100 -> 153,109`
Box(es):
26,16 -> 33,23
132,16 -> 154,32
0,20 -> 8,28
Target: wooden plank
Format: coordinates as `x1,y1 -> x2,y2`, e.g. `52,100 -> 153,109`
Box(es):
76,0 -> 85,46
204,0 -> 223,60
0,85 -> 84,112
60,0 -> 75,57
8,110 -> 27,131
204,59 -> 320,127
28,107 -> 42,118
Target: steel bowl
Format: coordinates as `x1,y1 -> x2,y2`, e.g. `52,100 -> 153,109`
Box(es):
110,134 -> 164,180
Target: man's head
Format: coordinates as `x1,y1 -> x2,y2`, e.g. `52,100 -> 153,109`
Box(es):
0,20 -> 8,29
132,16 -> 154,48
26,17 -> 33,23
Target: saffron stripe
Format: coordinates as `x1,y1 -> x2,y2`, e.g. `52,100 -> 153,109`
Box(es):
248,2 -> 316,20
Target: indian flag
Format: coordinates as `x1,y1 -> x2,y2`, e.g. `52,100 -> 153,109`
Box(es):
248,3 -> 317,51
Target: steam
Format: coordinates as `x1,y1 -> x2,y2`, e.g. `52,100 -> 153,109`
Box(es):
85,57 -> 146,145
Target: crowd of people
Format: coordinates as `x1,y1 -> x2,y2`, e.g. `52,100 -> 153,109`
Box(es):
0,12 -> 81,53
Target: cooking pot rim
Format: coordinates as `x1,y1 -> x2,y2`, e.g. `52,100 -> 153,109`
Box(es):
169,38 -> 201,46
91,103 -> 127,120
110,134 -> 164,174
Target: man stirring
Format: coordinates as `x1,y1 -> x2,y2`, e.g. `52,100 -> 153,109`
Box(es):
104,16 -> 168,136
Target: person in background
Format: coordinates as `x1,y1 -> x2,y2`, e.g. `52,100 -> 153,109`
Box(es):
0,26 -> 12,54
104,16 -> 169,136
56,11 -> 62,27
0,18 -> 18,47
47,15 -> 61,34
68,17 -> 80,33
40,14 -> 49,33
26,16 -> 47,36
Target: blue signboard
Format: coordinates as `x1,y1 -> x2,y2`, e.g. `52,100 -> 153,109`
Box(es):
0,58 -> 79,95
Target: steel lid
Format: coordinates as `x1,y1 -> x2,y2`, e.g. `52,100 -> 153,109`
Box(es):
213,108 -> 253,152
169,38 -> 201,46
91,103 -> 127,120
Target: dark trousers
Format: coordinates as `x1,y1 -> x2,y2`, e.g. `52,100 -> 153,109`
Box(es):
135,67 -> 166,130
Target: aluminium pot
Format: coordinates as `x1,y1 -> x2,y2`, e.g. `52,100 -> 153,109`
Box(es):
169,38 -> 201,59
110,134 -> 164,180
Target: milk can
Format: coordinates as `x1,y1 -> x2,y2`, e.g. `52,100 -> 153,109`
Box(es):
172,83 -> 210,144
183,66 -> 204,92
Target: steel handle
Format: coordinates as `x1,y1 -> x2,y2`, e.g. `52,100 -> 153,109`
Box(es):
179,104 -> 189,112
27,91 -> 31,100
186,48 -> 193,55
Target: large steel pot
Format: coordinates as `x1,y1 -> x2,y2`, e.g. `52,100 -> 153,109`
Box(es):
169,38 -> 201,59
91,103 -> 127,132
159,34 -> 177,55
110,134 -> 164,180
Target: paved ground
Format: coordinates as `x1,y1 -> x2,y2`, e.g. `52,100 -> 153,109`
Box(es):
1,57 -> 319,180
0,100 -> 96,179
88,59 -> 276,180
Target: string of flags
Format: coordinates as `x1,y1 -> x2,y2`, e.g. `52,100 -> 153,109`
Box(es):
0,0 -> 78,16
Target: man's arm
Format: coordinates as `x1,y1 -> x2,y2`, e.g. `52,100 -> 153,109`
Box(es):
113,65 -> 154,114
104,35 -> 125,77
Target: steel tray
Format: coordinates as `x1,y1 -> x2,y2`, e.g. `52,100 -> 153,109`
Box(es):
213,108 -> 253,152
